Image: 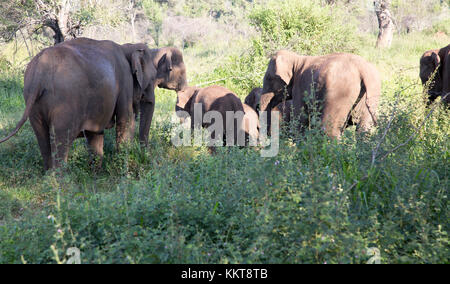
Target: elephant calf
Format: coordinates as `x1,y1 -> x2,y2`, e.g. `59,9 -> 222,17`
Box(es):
259,50 -> 381,138
245,87 -> 293,124
242,103 -> 260,145
420,44 -> 450,104
176,85 -> 259,146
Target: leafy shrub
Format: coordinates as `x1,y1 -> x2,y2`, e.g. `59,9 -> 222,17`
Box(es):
249,0 -> 360,56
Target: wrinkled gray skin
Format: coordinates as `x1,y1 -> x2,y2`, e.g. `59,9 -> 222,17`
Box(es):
176,85 -> 256,146
259,50 -> 381,138
0,38 -> 186,170
420,44 -> 450,104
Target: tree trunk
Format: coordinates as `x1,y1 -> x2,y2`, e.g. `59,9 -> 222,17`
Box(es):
130,11 -> 136,42
374,0 -> 395,48
58,0 -> 70,39
43,18 -> 65,45
40,0 -> 73,45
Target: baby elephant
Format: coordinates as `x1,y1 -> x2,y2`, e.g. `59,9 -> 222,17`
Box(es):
245,87 -> 293,124
176,85 -> 259,146
242,103 -> 260,145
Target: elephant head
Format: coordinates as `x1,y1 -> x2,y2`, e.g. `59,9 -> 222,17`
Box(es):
259,50 -> 296,112
175,85 -> 198,123
153,47 -> 188,92
420,49 -> 442,101
122,44 -> 188,146
121,43 -> 159,145
244,87 -> 262,111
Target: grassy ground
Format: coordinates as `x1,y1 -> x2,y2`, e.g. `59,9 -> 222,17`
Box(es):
0,24 -> 449,263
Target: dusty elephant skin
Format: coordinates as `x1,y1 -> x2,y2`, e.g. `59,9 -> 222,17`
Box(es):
259,50 -> 381,138
0,38 -> 185,171
420,44 -> 450,104
176,85 -> 258,146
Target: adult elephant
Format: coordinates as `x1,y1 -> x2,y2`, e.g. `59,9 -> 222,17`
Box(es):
259,50 -> 381,138
419,44 -> 450,104
0,37 -> 186,170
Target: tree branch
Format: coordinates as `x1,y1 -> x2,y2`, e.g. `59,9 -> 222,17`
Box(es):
375,93 -> 449,163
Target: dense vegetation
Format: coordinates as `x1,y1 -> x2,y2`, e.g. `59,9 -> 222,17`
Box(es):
0,0 -> 448,263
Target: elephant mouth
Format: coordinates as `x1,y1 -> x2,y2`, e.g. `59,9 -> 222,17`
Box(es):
158,82 -> 181,91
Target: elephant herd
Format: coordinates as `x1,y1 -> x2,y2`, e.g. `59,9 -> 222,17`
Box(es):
0,37 -> 448,171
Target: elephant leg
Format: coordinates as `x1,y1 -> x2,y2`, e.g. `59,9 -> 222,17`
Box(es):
116,116 -> 135,147
291,92 -> 307,135
357,107 -> 376,133
357,95 -> 378,133
139,102 -> 155,147
322,100 -> 355,139
115,95 -> 135,148
30,117 -> 52,171
85,131 -> 104,170
50,128 -> 75,169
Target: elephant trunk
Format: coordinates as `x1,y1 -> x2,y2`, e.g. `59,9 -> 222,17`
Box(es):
139,101 -> 154,147
259,92 -> 276,112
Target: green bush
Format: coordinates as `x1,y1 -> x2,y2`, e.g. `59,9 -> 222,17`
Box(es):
204,0 -> 362,98
249,0 -> 360,56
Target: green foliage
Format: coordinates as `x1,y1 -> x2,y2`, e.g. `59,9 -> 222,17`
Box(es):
426,17 -> 450,35
0,0 -> 449,264
142,0 -> 166,46
89,1 -> 127,28
202,0 -> 363,97
180,0 -> 252,18
249,0 -> 360,56
0,0 -> 37,42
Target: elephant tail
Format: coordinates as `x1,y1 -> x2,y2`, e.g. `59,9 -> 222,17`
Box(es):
0,69 -> 43,144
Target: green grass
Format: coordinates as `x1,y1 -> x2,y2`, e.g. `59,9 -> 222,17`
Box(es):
0,2 -> 449,263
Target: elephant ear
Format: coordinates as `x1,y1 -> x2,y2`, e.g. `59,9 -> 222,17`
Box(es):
431,52 -> 440,67
132,49 -> 145,89
273,54 -> 293,85
158,52 -> 173,73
